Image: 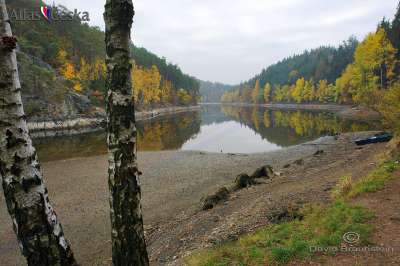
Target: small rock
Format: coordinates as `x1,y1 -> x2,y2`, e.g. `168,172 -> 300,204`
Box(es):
313,150 -> 324,156
251,165 -> 274,179
202,187 -> 230,210
234,173 -> 256,189
283,164 -> 291,168
294,159 -> 304,165
267,205 -> 303,224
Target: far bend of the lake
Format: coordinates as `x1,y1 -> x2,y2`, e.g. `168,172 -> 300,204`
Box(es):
34,105 -> 381,162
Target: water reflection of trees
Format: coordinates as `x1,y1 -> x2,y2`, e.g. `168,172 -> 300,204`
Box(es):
34,131 -> 107,162
221,105 -> 380,147
35,107 -> 380,161
35,112 -> 201,162
200,105 -> 232,126
136,111 -> 201,150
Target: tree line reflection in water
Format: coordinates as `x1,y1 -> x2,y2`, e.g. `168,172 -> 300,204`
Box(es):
218,105 -> 380,147
34,106 -> 380,162
34,112 -> 201,162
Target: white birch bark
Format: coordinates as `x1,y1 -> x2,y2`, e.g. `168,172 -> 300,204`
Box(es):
0,1 -> 76,264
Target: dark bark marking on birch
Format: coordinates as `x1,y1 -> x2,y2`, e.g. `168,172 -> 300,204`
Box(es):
104,0 -> 149,265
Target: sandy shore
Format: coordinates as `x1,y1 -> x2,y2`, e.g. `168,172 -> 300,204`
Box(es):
0,131 -> 387,265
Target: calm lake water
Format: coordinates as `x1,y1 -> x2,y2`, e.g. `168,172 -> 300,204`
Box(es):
34,105 -> 381,162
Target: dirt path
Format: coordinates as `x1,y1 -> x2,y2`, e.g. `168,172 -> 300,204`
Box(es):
0,132 -> 387,265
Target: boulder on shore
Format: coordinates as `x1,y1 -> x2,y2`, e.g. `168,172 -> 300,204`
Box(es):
251,165 -> 274,179
202,187 -> 230,210
234,173 -> 256,189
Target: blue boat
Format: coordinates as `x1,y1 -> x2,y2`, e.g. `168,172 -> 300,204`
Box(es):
355,133 -> 393,146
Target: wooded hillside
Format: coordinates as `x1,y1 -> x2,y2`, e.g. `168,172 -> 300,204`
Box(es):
8,0 -> 199,118
222,2 -> 400,134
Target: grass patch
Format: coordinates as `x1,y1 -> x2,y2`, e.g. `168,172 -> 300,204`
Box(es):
185,201 -> 373,266
349,160 -> 399,197
331,175 -> 353,199
333,160 -> 400,199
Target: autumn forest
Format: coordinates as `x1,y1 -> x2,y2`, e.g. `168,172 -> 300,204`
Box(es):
2,0 -> 400,266
221,9 -> 400,132
8,0 -> 199,117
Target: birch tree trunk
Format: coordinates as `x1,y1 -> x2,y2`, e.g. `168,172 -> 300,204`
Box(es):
104,0 -> 149,265
0,1 -> 76,265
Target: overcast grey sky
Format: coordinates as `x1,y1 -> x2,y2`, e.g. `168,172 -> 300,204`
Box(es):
54,0 -> 399,84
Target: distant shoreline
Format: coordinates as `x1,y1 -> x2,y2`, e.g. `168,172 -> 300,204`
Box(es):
201,102 -> 381,120
202,102 -> 348,110
27,102 -> 381,138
